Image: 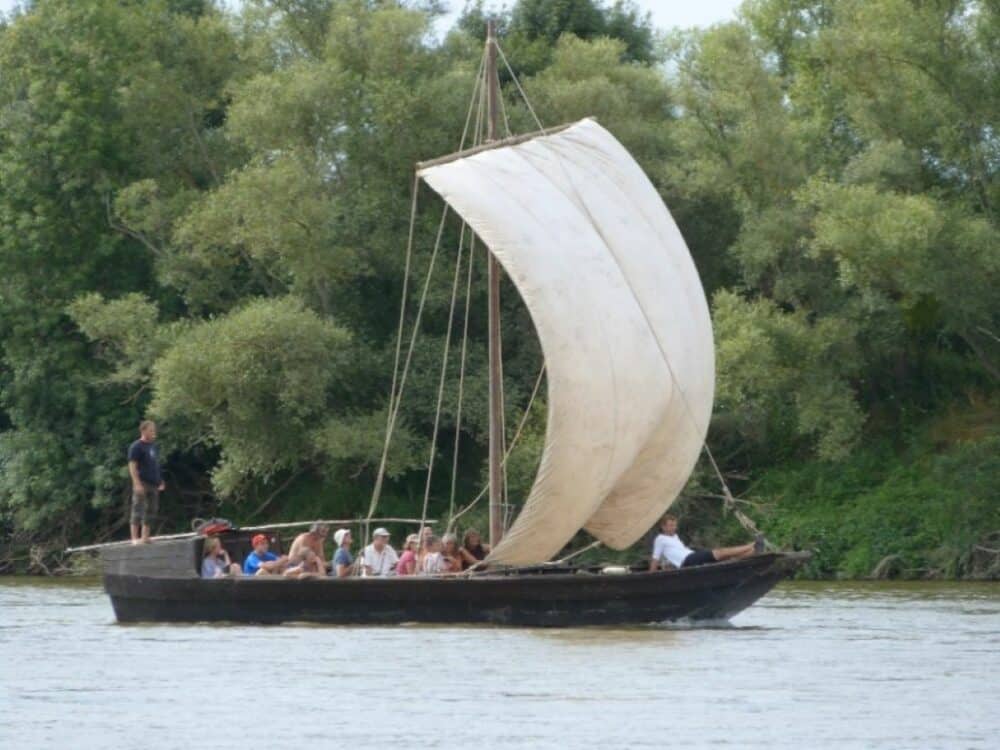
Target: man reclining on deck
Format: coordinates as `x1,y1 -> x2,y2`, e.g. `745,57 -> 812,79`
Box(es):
649,514 -> 763,571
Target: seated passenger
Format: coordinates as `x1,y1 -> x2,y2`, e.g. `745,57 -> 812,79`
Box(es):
420,535 -> 446,575
201,536 -> 241,578
289,522 -> 329,572
332,528 -> 354,578
396,533 -> 420,576
285,547 -> 323,578
243,533 -> 289,576
460,528 -> 490,570
441,533 -> 463,573
362,527 -> 398,577
649,514 -> 763,571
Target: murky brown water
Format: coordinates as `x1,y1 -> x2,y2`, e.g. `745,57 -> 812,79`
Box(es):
1,579 -> 997,749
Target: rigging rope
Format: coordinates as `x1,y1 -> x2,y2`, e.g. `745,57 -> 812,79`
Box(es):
497,45 -> 545,132
447,230 -> 476,532
421,224 -> 467,527
448,364 -> 545,528
367,49 -> 488,524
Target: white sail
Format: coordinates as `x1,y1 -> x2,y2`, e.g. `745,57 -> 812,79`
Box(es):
418,119 -> 714,565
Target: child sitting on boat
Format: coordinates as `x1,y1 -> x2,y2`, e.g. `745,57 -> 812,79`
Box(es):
441,533 -> 463,573
420,535 -> 446,575
201,536 -> 241,578
284,547 -> 323,578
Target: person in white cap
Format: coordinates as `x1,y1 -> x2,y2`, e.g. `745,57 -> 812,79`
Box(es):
362,528 -> 399,577
332,528 -> 354,578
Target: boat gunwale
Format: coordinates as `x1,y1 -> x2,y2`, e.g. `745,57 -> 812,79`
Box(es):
103,551 -> 809,587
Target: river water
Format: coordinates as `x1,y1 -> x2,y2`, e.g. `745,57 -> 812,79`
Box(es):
1,578 -> 997,749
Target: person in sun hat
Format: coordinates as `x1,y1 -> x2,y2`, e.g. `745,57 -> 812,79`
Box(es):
361,527 -> 399,577
332,528 -> 354,578
242,533 -> 289,576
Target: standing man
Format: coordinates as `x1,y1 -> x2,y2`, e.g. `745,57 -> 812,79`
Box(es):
127,420 -> 165,544
362,528 -> 398,577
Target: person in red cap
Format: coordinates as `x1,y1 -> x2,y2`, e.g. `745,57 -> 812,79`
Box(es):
242,534 -> 289,576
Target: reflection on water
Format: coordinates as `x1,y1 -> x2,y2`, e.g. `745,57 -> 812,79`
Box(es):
1,579 -> 998,749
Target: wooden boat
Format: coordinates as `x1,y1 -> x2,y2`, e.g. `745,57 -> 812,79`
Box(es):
100,533 -> 809,626
88,23 -> 811,625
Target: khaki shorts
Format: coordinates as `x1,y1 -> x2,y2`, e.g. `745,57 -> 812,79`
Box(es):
130,483 -> 160,525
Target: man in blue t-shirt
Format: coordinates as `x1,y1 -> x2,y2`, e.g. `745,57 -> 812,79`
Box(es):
127,420 -> 165,545
243,534 -> 289,576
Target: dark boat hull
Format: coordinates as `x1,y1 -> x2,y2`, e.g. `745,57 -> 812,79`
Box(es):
103,551 -> 809,626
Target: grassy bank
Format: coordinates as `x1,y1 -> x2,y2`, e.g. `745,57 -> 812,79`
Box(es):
734,407 -> 1000,580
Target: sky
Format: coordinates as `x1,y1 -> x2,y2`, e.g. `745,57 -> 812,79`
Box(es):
0,1 -> 745,30
440,0 -> 745,31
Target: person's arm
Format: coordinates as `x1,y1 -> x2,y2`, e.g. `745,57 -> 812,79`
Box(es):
128,460 -> 143,492
459,548 -> 478,565
260,558 -> 283,573
333,551 -> 350,578
650,537 -> 663,571
360,548 -> 372,576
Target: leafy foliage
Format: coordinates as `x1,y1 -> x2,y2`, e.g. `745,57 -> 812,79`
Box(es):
0,0 -> 997,578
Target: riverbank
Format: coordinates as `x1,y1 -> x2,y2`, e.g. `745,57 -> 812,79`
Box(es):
4,411 -> 997,581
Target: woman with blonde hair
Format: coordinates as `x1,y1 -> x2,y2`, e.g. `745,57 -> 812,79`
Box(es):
201,536 -> 241,578
396,533 -> 420,576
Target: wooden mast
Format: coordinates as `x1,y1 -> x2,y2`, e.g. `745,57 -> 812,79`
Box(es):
486,19 -> 505,549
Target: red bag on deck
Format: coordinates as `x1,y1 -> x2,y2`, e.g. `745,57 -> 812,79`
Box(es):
192,518 -> 234,535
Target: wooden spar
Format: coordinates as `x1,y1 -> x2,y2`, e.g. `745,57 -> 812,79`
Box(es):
415,121 -> 577,172
486,19 -> 505,550
64,517 -> 437,554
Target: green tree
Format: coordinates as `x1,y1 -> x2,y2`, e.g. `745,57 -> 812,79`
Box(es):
0,0 -> 240,541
